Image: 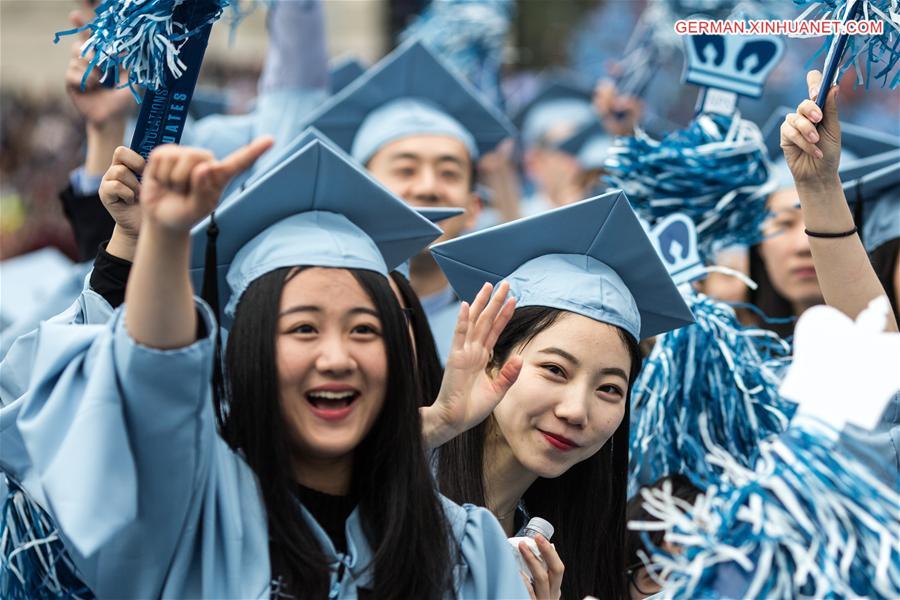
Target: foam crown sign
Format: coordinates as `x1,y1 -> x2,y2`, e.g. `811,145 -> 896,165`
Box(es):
683,24 -> 784,98
650,214 -> 706,286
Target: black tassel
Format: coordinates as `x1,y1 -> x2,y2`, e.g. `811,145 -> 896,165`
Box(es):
200,212 -> 227,429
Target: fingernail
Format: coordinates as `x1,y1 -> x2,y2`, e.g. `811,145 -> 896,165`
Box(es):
815,149 -> 824,159
812,109 -> 822,121
807,132 -> 819,143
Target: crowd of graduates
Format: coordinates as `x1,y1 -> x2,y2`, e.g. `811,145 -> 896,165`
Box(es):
0,1 -> 897,598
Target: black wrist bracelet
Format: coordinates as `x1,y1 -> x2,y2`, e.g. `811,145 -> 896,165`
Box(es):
804,226 -> 858,239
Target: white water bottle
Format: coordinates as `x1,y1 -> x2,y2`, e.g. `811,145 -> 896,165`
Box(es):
507,517 -> 555,578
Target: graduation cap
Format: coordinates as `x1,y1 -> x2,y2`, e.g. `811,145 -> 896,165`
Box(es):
305,38 -> 514,164
394,206 -> 466,279
329,56 -> 366,94
188,136 -> 442,325
842,159 -> 900,253
511,77 -> 596,147
430,190 -> 694,341
555,120 -> 613,170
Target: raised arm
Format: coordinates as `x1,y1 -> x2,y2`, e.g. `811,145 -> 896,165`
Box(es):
124,138 -> 272,349
780,70 -> 898,332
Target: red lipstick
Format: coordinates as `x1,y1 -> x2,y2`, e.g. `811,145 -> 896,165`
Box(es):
539,430 -> 579,451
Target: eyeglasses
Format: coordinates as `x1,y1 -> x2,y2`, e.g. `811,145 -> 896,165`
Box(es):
625,562 -> 663,596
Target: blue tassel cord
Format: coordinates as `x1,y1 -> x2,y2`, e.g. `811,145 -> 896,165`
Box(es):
0,477 -> 93,599
794,0 -> 900,89
400,0 -> 514,107
630,417 -> 900,598
53,0 -> 246,96
629,290 -> 795,496
605,112 -> 775,261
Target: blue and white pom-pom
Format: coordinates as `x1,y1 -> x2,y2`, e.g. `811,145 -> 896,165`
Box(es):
401,0 -> 514,106
605,112 -> 775,261
629,289 -> 795,496
794,0 -> 900,89
0,477 -> 93,599
630,416 -> 900,598
53,0 -> 256,95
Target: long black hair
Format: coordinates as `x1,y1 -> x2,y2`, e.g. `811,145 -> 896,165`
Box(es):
869,237 -> 899,323
222,266 -> 453,599
437,306 -> 643,600
389,271 -> 444,403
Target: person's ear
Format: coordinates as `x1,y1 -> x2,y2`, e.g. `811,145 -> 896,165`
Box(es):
463,192 -> 483,230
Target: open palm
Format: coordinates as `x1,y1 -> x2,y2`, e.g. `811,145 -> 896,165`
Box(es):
427,282 -> 521,447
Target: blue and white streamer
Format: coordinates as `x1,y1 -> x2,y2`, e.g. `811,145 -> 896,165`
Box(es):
629,289 -> 795,496
52,0 -> 256,96
605,112 -> 775,260
401,0 -> 514,106
793,0 -> 900,89
0,477 -> 93,599
630,416 -> 900,598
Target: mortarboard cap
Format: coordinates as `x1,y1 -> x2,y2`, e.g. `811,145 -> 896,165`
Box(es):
842,159 -> 900,253
329,56 -> 366,95
306,38 -> 514,165
839,148 -> 900,183
512,78 -> 596,147
430,190 -> 694,340
188,137 -> 442,324
556,120 -> 613,170
394,206 -> 466,278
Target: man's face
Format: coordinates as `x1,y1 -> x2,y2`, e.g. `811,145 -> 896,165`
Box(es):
367,134 -> 480,243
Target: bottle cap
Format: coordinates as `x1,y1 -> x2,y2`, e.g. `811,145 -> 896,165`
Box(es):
524,517 -> 554,541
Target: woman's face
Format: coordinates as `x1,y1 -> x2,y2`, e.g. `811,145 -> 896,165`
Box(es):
759,188 -> 823,309
276,268 -> 387,461
492,313 -> 632,478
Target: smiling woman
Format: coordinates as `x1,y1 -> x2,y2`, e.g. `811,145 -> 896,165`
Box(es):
431,191 -> 694,600
1,134 -> 529,599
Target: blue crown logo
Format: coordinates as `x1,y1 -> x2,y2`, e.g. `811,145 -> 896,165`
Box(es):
651,214 -> 706,286
683,26 -> 784,98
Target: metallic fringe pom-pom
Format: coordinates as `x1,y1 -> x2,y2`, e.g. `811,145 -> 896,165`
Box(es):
0,477 -> 93,599
629,291 -> 794,496
604,112 -> 775,261
53,0 -> 253,97
794,0 -> 900,89
630,417 -> 900,598
400,0 -> 514,107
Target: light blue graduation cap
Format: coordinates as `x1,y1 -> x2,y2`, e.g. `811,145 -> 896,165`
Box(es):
306,38 -> 515,164
329,56 -> 366,94
394,206 -> 466,279
555,120 -> 612,170
430,190 -> 694,340
512,78 -> 596,147
188,136 -> 443,324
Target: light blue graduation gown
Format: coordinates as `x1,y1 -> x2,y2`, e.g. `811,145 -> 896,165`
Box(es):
0,299 -> 529,598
